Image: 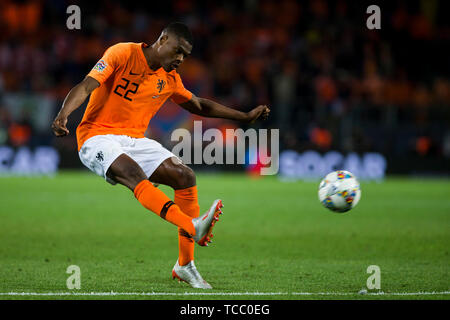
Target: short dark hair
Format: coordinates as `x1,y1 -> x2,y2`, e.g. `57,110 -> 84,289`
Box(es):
163,22 -> 193,46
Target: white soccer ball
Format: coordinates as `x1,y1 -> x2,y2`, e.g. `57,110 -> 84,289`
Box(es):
318,170 -> 361,213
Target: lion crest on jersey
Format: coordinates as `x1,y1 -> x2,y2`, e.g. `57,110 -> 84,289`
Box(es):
157,79 -> 166,93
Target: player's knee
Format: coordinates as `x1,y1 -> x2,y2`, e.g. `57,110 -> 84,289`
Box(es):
175,165 -> 196,189
128,166 -> 147,183
107,154 -> 148,190
114,163 -> 147,190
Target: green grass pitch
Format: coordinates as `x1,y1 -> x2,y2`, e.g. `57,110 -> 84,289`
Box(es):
0,171 -> 449,300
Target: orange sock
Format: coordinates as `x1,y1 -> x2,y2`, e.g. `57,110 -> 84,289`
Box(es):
175,186 -> 200,266
133,180 -> 195,236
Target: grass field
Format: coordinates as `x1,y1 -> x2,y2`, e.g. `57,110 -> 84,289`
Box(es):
0,171 -> 449,300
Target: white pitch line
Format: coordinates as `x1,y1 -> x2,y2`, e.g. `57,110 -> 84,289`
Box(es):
291,291 -> 450,296
0,291 -> 449,296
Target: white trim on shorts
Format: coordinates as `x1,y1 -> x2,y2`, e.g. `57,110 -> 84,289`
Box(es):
78,134 -> 178,185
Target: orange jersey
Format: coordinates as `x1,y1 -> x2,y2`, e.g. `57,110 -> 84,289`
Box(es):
76,42 -> 193,150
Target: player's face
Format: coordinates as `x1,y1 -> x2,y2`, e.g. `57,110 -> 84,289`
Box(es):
159,35 -> 192,72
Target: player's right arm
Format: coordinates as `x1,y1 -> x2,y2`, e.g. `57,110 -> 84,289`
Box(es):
51,76 -> 100,137
52,43 -> 127,137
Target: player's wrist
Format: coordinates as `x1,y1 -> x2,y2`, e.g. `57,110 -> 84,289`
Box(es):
243,111 -> 254,123
56,110 -> 70,120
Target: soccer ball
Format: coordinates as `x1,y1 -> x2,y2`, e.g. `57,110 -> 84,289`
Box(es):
318,170 -> 361,213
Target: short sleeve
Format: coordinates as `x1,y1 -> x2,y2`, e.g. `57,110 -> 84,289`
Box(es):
170,72 -> 193,104
87,44 -> 126,84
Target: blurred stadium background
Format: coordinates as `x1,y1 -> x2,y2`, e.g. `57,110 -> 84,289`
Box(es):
0,0 -> 449,179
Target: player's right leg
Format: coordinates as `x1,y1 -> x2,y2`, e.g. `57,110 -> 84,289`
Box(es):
107,154 -> 224,246
78,135 -> 195,234
106,153 -> 197,235
149,157 -> 223,247
78,135 -> 222,245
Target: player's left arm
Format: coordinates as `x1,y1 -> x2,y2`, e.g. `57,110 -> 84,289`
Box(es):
179,94 -> 270,123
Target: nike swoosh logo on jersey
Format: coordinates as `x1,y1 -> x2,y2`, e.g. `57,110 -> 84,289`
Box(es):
152,95 -> 160,99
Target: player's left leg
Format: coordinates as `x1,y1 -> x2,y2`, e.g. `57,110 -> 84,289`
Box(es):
149,157 -> 223,289
149,158 -> 201,265
127,138 -> 223,288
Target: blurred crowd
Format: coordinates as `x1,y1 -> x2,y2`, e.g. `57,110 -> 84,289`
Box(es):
0,0 -> 449,162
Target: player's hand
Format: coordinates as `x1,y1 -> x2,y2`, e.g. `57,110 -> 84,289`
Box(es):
246,105 -> 270,123
51,115 -> 69,137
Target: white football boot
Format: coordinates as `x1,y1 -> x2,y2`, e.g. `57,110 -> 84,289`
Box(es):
172,259 -> 213,289
191,199 -> 223,246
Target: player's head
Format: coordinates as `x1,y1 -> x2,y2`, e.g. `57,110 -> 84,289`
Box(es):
155,22 -> 193,72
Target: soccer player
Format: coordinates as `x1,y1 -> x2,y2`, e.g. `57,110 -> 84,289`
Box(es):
51,22 -> 270,289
